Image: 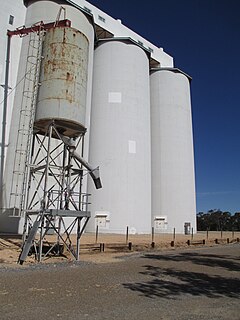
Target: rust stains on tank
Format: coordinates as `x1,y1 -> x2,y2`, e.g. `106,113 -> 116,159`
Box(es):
36,26 -> 89,135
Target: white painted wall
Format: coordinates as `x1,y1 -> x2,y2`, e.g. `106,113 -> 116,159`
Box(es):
87,40 -> 152,234
0,0 -> 26,177
150,69 -> 196,234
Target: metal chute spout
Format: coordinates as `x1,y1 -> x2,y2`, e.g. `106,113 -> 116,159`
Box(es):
58,134 -> 102,189
89,167 -> 102,190
70,149 -> 102,190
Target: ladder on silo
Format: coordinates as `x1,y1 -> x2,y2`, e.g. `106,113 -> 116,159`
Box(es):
9,25 -> 44,216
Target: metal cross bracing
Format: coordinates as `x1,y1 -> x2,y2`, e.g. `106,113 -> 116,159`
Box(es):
18,122 -> 102,264
19,123 -> 88,263
4,18 -> 102,264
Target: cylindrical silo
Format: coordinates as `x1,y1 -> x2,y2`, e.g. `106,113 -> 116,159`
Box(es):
35,26 -> 89,137
87,40 -> 151,234
150,68 -> 196,234
3,0 -> 94,221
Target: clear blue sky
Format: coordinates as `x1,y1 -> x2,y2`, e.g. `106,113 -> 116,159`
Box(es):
88,0 -> 240,214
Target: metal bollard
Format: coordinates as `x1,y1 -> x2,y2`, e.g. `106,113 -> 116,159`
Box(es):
128,242 -> 132,251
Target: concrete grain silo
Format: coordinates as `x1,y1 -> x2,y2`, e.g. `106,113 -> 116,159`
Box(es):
0,0 -> 196,236
1,0 -> 95,232
150,68 -> 196,233
87,40 -> 151,234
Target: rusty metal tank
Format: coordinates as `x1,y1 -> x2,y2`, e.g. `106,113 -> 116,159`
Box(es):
35,26 -> 89,137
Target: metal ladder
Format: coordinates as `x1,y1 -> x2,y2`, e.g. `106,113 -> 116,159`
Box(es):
9,25 -> 44,216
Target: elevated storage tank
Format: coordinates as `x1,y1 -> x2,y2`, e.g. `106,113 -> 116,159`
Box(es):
150,68 -> 196,234
35,26 -> 89,137
87,40 -> 151,234
3,0 -> 94,219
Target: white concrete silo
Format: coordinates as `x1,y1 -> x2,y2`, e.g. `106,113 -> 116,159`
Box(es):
1,0 -> 95,232
150,68 -> 196,234
87,40 -> 151,234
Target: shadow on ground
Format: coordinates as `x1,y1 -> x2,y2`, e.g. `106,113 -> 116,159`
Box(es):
144,251 -> 240,272
123,248 -> 240,299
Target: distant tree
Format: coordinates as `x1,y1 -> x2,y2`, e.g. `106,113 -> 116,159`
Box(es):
197,209 -> 233,231
196,212 -> 208,231
231,212 -> 240,231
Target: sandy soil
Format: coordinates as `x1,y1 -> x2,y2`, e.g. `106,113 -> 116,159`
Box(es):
0,231 -> 239,266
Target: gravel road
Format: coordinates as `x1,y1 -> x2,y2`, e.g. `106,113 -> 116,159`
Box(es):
0,244 -> 239,320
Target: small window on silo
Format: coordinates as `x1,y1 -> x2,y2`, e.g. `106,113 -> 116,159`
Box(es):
98,15 -> 106,23
9,15 -> 14,25
84,6 -> 91,14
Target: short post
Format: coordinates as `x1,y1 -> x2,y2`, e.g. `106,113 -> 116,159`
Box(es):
152,227 -> 155,243
207,228 -> 209,240
215,239 -> 218,244
128,242 -> 132,251
171,240 -> 175,247
187,239 -> 190,246
151,226 -> 155,248
237,238 -> 239,243
100,243 -> 105,252
126,226 -> 129,244
203,239 -> 206,245
191,227 -> 194,240
95,225 -> 99,243
173,228 -> 176,240
227,238 -> 229,244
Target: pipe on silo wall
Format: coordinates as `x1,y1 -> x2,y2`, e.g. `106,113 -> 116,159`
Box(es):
150,69 -> 196,234
2,0 -> 94,220
87,40 -> 151,234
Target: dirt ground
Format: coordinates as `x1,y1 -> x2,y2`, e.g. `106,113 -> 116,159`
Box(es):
0,244 -> 239,320
0,231 -> 239,266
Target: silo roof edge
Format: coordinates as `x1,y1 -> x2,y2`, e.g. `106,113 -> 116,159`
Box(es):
96,37 -> 152,56
151,67 -> 192,80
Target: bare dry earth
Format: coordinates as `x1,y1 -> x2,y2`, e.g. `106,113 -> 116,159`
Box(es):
0,243 -> 239,320
0,231 -> 239,266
